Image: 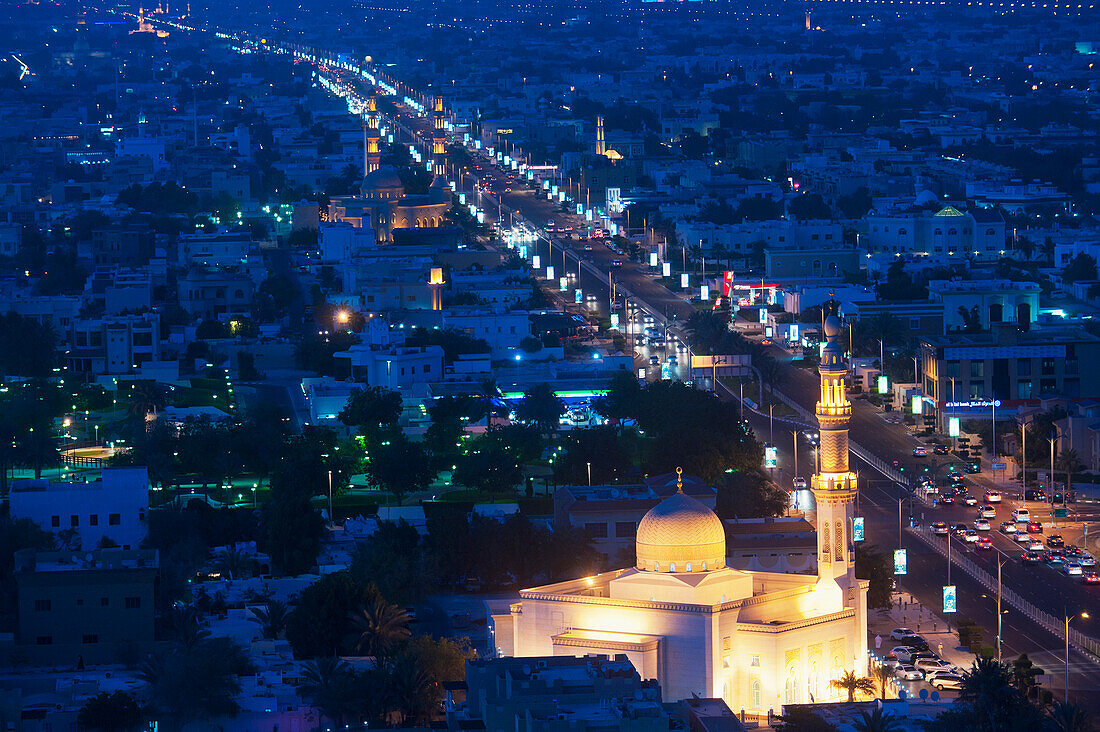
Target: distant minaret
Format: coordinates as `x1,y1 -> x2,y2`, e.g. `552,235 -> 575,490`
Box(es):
595,115 -> 606,156
805,9 -> 812,30
811,295 -> 858,602
432,94 -> 446,175
364,92 -> 381,175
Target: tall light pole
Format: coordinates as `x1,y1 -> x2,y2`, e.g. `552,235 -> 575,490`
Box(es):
1065,608 -> 1090,701
587,461 -> 592,487
792,430 -> 799,480
327,470 -> 333,521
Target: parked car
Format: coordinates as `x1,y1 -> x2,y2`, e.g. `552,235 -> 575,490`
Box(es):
895,664 -> 923,681
891,647 -> 920,663
899,636 -> 929,651
915,658 -> 956,676
931,522 -> 949,536
974,518 -> 992,531
928,672 -> 963,691
882,654 -> 902,669
889,628 -> 915,641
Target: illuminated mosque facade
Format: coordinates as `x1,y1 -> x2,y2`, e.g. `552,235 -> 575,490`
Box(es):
491,300 -> 868,713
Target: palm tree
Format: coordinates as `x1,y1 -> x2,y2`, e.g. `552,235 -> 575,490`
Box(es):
249,600 -> 289,640
1056,447 -> 1083,495
957,656 -> 1017,731
298,657 -> 358,728
348,591 -> 411,662
869,664 -> 894,699
476,378 -> 502,429
127,381 -> 167,420
829,669 -> 876,702
387,653 -> 437,726
853,705 -> 903,732
165,605 -> 210,650
216,549 -> 256,580
1049,701 -> 1092,732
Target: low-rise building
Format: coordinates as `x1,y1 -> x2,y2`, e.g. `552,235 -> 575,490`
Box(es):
333,343 -> 445,389
863,205 -> 1005,261
14,548 -> 158,665
9,468 -> 150,550
68,314 -> 160,376
928,279 -> 1039,332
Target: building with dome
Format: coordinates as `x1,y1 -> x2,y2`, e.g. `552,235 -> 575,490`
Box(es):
328,165 -> 450,243
492,301 -> 868,714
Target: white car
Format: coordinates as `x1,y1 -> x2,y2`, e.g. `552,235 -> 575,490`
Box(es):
985,491 -> 1003,503
1001,521 -> 1018,534
928,672 -> 963,691
792,477 -> 808,490
974,518 -> 991,531
1065,562 -> 1084,576
895,664 -> 923,681
979,505 -> 997,519
914,658 -> 956,676
889,627 -> 915,641
963,529 -> 980,543
1013,508 -> 1031,523
890,646 -> 919,662
1014,532 -> 1031,544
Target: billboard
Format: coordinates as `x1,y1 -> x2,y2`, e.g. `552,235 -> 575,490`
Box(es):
878,375 -> 889,395
893,549 -> 907,575
853,517 -> 865,542
943,585 -> 957,614
948,417 -> 960,437
764,445 -> 778,469
911,395 -> 923,415
722,270 -> 736,298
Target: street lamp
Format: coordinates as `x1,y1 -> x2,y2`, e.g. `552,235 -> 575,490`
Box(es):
586,461 -> 592,487
1065,608 -> 1090,700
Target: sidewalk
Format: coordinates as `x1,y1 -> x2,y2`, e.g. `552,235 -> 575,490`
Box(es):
867,589 -> 973,673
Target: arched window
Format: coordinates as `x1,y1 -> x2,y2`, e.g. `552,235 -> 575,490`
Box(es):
685,562 -> 692,572
234,289 -> 244,299
653,562 -> 659,572
948,228 -> 958,236
986,228 -> 996,235
898,228 -> 907,236
669,562 -> 676,572
751,680 -> 762,709
989,302 -> 1003,323
934,229 -> 942,236
701,561 -> 707,571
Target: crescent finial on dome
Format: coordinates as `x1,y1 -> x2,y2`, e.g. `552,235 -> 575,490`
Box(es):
676,467 -> 683,493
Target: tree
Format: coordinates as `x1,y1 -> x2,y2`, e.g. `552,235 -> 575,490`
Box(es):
958,305 -> 983,332
424,395 -> 476,470
1010,653 -> 1042,697
348,588 -> 411,662
365,431 -> 433,501
774,707 -> 839,731
714,470 -> 787,518
837,187 -> 873,219
259,459 -> 325,576
0,312 -> 57,377
554,426 -> 638,485
339,386 -> 402,439
285,571 -> 370,658
853,706 -> 903,732
516,383 -> 565,435
387,653 -> 436,725
854,544 -> 894,610
140,636 -> 255,725
937,656 -> 1045,731
869,664 -> 894,699
78,691 -> 143,731
1048,702 -> 1092,732
249,600 -> 289,640
452,436 -> 522,494
1061,252 -> 1097,285
1056,447 -> 1083,494
875,260 -> 927,302
351,519 -> 438,607
297,657 -> 359,728
474,378 -> 503,428
788,193 -> 833,221
828,670 -> 875,702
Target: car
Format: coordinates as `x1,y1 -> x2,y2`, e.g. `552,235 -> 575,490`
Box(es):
891,646 -> 921,663
940,494 -> 956,505
1001,521 -> 1018,534
933,444 -> 950,455
931,522 -> 949,536
667,355 -> 678,365
915,658 -> 956,676
1080,555 -> 1096,569
1014,532 -> 1031,544
649,355 -> 660,365
610,260 -> 623,268
1022,551 -> 1043,563
1024,488 -> 1047,501
1048,535 -> 1065,548
792,477 -> 808,490
909,652 -> 938,666
1027,521 -> 1043,534
913,447 -> 928,457
965,462 -> 982,474
1065,545 -> 1084,558
976,536 -> 994,550
974,518 -> 991,531
980,505 -> 997,519
1028,540 -> 1045,552
1047,550 -> 1065,565
1012,508 -> 1031,523
985,491 -> 1003,503
889,628 -> 915,641
1083,572 -> 1100,585
963,494 -> 978,506
802,430 -> 820,446
963,529 -> 980,543
583,244 -> 593,251
899,636 -> 929,651
1065,562 -> 1084,576
929,673 -> 964,691
895,664 -> 923,681
951,523 -> 968,536
882,654 -> 901,669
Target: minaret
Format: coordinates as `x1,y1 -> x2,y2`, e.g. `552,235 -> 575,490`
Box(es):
805,10 -> 812,30
432,94 -> 446,174
811,296 -> 858,606
595,115 -> 606,156
364,92 -> 381,175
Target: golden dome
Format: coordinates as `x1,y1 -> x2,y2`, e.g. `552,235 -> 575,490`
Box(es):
635,488 -> 726,574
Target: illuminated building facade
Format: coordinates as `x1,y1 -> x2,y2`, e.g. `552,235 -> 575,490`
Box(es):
496,465 -> 868,714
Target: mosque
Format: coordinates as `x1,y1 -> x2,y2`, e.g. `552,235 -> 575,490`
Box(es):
491,300 -> 868,713
328,92 -> 450,243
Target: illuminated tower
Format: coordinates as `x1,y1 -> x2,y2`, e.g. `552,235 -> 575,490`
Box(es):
595,115 -> 606,156
805,10 -> 811,30
811,296 -> 858,604
432,95 -> 446,174
364,92 -> 381,175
